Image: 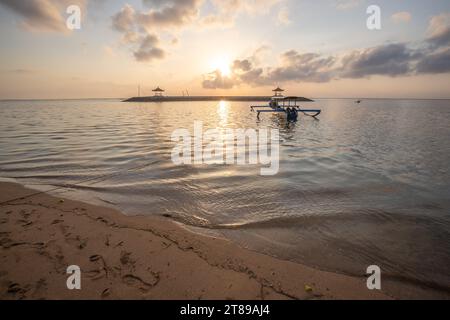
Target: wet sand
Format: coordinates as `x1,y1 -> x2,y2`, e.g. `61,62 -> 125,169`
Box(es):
0,181 -> 392,300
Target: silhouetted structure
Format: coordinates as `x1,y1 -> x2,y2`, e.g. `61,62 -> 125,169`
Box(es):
152,87 -> 165,97
272,87 -> 284,97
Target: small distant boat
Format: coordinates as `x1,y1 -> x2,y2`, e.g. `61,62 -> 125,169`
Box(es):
355,100 -> 362,104
251,95 -> 321,121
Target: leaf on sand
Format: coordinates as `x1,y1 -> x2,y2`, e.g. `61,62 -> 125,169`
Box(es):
304,285 -> 313,293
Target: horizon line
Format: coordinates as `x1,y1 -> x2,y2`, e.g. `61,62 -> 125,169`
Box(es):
2,96 -> 450,102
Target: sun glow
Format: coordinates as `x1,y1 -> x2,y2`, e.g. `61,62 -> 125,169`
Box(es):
211,57 -> 232,76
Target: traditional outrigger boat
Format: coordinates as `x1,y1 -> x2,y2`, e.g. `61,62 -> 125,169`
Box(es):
250,88 -> 321,121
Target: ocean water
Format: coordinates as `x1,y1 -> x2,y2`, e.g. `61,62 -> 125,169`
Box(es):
0,98 -> 449,295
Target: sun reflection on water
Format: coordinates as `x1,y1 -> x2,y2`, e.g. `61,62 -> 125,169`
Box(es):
218,100 -> 229,126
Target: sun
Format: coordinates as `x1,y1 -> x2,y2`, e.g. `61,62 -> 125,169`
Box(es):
212,57 -> 231,76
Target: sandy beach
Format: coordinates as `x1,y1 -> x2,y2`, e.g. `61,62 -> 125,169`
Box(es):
0,181 -> 395,300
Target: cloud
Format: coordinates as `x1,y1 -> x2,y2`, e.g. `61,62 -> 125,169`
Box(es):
133,34 -> 166,62
201,0 -> 282,27
208,0 -> 282,16
111,3 -> 170,62
232,59 -> 266,86
0,0 -> 85,33
232,59 -> 252,72
202,54 -> 266,89
137,0 -> 203,30
142,0 -> 168,8
111,0 -> 285,62
203,42 -> 429,90
111,1 -> 209,63
391,12 -> 412,24
340,43 -> 414,78
334,0 -> 361,10
416,47 -> 450,74
111,3 -> 135,33
202,49 -> 337,89
240,68 -> 265,85
267,51 -> 336,83
414,12 -> 450,74
202,70 -> 236,89
202,17 -> 450,90
111,0 -> 282,63
277,7 -> 292,26
111,4 -> 142,46
426,13 -> 450,48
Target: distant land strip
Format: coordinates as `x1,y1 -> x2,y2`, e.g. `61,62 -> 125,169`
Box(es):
123,96 -> 314,102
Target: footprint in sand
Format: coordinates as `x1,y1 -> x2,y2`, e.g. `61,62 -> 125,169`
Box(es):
120,251 -> 134,266
101,288 -> 111,298
85,255 -> 108,280
66,236 -> 87,249
7,282 -> 30,298
16,219 -> 32,227
0,238 -> 45,250
121,273 -> 159,293
96,217 -> 109,224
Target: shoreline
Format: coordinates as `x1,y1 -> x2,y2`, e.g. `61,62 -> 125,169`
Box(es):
123,96 -> 314,103
0,181 -> 394,300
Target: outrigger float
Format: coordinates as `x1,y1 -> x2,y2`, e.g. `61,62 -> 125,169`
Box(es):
251,87 -> 321,121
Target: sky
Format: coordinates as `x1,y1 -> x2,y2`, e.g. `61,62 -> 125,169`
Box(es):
0,0 -> 449,99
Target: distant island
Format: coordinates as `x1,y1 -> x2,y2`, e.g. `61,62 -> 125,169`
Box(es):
123,96 -> 314,102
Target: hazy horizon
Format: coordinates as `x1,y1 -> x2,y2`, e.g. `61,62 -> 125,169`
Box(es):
3,96 -> 450,102
1,0 -> 450,100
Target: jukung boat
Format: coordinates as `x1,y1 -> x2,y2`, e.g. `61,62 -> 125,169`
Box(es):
250,87 -> 321,121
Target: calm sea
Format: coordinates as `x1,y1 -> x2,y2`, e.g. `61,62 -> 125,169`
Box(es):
1,98 -> 449,295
